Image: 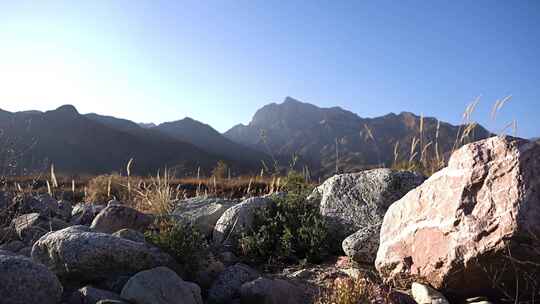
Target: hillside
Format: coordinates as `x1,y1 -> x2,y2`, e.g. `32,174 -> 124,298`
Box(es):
0,106 -> 223,176
154,118 -> 271,168
225,97 -> 492,175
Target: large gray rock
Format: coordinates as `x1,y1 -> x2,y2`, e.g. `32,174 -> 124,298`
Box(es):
90,205 -> 153,234
0,254 -> 63,304
208,263 -> 260,304
56,199 -> 73,221
172,197 -> 236,238
31,225 -> 174,281
0,249 -> 18,256
14,194 -> 59,216
121,267 -> 203,304
240,277 -> 307,304
0,240 -> 25,252
71,203 -> 105,225
69,286 -> 124,304
213,197 -> 272,245
112,228 -> 146,243
375,137 -> 540,297
0,191 -> 8,211
341,224 -> 381,264
311,168 -> 424,241
12,213 -> 69,244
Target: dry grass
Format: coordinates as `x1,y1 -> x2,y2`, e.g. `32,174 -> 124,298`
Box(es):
392,96 -> 515,176
316,275 -> 393,304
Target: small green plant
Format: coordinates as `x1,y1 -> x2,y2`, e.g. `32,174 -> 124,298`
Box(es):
145,221 -> 207,276
239,172 -> 330,264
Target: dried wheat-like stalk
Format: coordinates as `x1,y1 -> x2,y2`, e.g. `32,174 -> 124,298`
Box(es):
500,120 -> 518,137
46,180 -> 52,196
461,122 -> 478,143
453,97 -> 480,152
435,120 -> 441,163
364,124 -> 375,142
409,137 -> 419,163
421,141 -> 433,163
490,95 -> 512,121
419,114 -> 424,162
393,141 -> 400,165
107,175 -> 112,199
50,164 -> 58,188
247,177 -> 253,195
126,158 -> 134,200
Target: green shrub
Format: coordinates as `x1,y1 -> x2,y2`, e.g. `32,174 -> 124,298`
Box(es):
239,172 -> 330,264
145,222 -> 207,276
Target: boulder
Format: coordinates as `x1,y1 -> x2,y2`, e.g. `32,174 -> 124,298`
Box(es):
90,205 -> 153,234
0,240 -> 25,252
411,283 -> 450,304
71,203 -> 105,225
112,228 -> 146,243
172,197 -> 236,238
14,194 -> 59,216
311,168 -> 424,241
0,254 -> 63,304
341,224 -> 381,264
0,226 -> 18,243
12,213 -> 68,244
18,246 -> 32,257
69,286 -> 124,304
213,197 -> 272,245
121,267 -> 203,304
0,249 -> 18,256
31,225 -> 174,281
207,263 -> 260,304
57,199 -> 73,221
376,137 -> 540,296
240,277 -> 307,304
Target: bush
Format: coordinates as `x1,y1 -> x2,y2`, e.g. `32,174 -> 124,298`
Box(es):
239,172 -> 330,264
86,174 -> 132,203
145,221 -> 207,276
316,276 -> 390,304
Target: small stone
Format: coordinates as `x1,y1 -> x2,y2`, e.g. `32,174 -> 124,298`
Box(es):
411,283 -> 450,304
121,267 -> 203,304
90,205 -> 153,234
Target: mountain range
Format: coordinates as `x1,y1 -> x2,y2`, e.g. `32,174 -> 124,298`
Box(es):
0,97 -> 494,177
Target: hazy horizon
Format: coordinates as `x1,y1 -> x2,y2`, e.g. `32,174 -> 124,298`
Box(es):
1,1 -> 539,137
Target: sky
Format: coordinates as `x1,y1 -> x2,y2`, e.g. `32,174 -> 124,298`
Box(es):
0,1 -> 539,137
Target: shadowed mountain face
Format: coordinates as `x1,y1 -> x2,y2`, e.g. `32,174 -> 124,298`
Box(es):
1,98 -> 492,177
0,106 -> 224,176
153,118 -> 271,168
224,97 -> 492,176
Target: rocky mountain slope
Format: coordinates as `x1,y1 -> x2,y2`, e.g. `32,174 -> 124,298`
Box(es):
153,118 -> 271,168
0,106 -> 222,175
1,98 -> 493,176
225,97 -> 492,176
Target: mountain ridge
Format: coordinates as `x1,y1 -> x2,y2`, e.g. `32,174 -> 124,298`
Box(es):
1,98 -> 495,177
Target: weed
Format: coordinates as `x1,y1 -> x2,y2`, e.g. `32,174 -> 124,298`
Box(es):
239,172 -> 330,265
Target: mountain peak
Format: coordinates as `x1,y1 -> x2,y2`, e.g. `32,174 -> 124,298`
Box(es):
282,96 -> 303,104
54,104 -> 79,115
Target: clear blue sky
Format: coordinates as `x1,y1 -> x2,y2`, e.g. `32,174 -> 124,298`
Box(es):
0,1 -> 538,137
